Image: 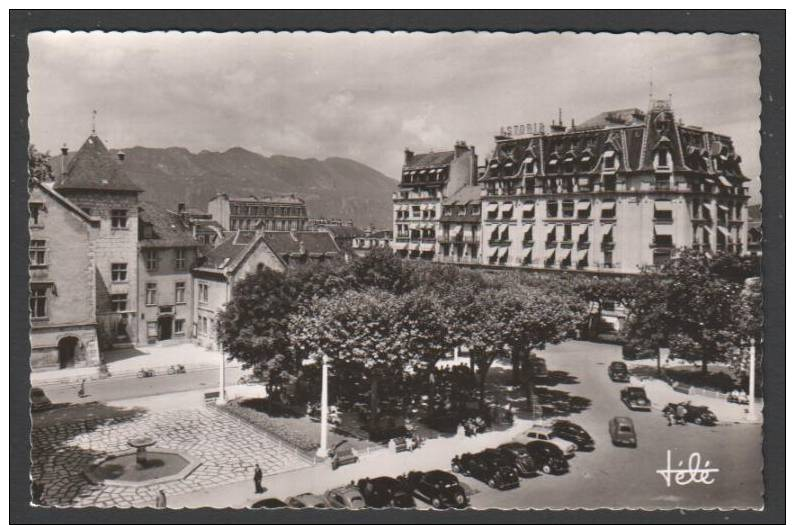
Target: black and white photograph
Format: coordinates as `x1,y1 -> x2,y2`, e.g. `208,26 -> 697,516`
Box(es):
15,16 -> 782,517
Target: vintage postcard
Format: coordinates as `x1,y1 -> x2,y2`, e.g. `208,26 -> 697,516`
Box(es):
24,28 -> 766,512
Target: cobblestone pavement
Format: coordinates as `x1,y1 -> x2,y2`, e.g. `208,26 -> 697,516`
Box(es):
32,405 -> 310,508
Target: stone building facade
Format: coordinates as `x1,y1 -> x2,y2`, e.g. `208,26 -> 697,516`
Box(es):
29,181 -> 101,369
207,193 -> 308,232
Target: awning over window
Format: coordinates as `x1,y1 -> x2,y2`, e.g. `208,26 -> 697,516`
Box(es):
450,225 -> 463,237
523,201 -> 535,212
654,224 -> 673,236
545,223 -> 557,236
503,161 -> 513,168
602,224 -> 614,238
488,246 -> 500,257
523,224 -> 533,235
602,150 -> 616,159
718,175 -> 733,188
573,224 -> 588,238
548,158 -> 559,166
501,202 -> 514,213
576,200 -> 592,212
498,247 -> 509,258
545,247 -> 556,259
654,200 -> 673,212
557,247 -> 572,262
486,203 -> 499,212
522,246 -> 533,257
500,224 -> 511,237
717,225 -> 731,237
523,156 -> 535,165
718,203 -> 730,212
577,248 -> 589,262
602,200 -> 616,211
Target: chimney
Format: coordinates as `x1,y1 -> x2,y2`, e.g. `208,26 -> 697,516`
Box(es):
177,203 -> 186,214
404,148 -> 414,164
60,144 -> 69,157
117,150 -> 126,162
454,140 -> 469,158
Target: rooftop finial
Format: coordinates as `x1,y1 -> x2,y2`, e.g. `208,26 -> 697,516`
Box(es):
648,66 -> 654,101
91,109 -> 97,136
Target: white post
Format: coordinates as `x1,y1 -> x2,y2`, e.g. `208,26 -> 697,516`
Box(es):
747,341 -> 757,421
216,344 -> 227,405
316,354 -> 329,458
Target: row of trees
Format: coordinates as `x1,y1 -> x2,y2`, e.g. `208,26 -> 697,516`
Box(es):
217,250 -> 589,419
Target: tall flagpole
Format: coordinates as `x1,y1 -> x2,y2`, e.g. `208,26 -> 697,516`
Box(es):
316,354 -> 329,458
747,340 -> 756,421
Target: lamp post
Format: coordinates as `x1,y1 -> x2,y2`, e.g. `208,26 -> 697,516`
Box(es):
217,344 -> 227,405
746,340 -> 757,421
316,354 -> 329,459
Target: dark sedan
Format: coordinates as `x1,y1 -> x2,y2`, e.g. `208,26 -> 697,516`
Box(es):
356,477 -> 415,508
401,470 -> 468,509
496,442 -> 537,477
524,441 -> 569,475
621,386 -> 652,411
608,361 -> 631,382
451,450 -> 520,490
551,420 -> 595,451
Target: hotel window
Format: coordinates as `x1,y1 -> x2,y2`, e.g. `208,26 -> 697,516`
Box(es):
175,248 -> 186,270
563,224 -> 573,242
111,209 -> 128,229
198,283 -> 209,304
602,174 -> 616,191
145,283 -> 158,306
29,202 -> 44,227
29,240 -> 47,267
601,200 -> 616,219
111,294 -> 128,312
522,202 -> 535,220
174,318 -> 185,336
602,150 -> 617,171
654,200 -> 674,222
30,286 -> 48,319
145,250 -> 159,271
175,282 -> 186,304
653,250 -> 672,267
547,201 -> 558,218
111,263 -> 128,282
523,159 -> 537,175
562,200 -> 575,218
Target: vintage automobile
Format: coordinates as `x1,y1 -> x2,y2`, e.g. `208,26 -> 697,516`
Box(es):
622,343 -> 657,361
621,387 -> 652,411
608,361 -> 631,382
30,387 -> 52,412
330,441 -> 359,470
529,355 -> 548,379
515,425 -> 576,457
451,450 -> 520,490
400,470 -> 468,509
324,485 -> 367,510
523,441 -> 569,475
609,416 -> 637,447
250,498 -> 288,508
356,477 -> 416,508
285,493 -> 328,508
663,402 -> 718,426
550,420 -> 595,451
495,443 -> 537,477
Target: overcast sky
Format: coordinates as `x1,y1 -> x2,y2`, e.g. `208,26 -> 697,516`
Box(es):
28,31 -> 761,201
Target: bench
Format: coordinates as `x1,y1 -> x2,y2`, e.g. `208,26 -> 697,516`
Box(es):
204,391 -> 220,402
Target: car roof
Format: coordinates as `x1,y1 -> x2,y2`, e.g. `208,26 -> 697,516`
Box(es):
610,361 -> 627,367
613,416 -> 633,423
425,470 -> 456,482
499,442 -> 525,449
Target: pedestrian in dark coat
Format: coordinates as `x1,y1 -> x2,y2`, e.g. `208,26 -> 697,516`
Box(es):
77,379 -> 86,398
155,490 -> 167,508
253,464 -> 264,494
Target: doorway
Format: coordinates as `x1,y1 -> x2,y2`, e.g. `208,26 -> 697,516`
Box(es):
58,336 -> 79,369
158,316 -> 173,341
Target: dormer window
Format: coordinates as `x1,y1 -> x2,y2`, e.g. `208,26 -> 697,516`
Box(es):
601,150 -> 617,172
523,158 -> 537,175
654,149 -> 673,172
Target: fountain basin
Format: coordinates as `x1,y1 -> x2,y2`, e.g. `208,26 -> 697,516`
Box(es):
84,447 -> 201,488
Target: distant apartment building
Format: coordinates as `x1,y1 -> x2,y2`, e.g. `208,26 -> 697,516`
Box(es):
29,181 -> 101,369
393,100 -> 750,273
137,202 -> 201,344
351,229 -> 392,257
208,193 -> 308,232
438,185 -> 482,265
392,141 -> 478,260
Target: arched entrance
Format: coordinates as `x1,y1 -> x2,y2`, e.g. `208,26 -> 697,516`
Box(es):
58,336 -> 79,369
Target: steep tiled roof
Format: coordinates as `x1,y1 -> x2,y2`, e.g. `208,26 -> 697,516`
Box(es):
262,231 -> 341,257
195,230 -> 285,273
139,201 -> 201,248
579,108 -> 646,129
405,150 -> 456,169
54,134 -> 143,193
320,224 -> 365,239
213,193 -> 305,204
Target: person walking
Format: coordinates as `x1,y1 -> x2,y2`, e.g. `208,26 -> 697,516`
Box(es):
253,463 -> 264,494
77,379 -> 86,398
155,490 -> 167,508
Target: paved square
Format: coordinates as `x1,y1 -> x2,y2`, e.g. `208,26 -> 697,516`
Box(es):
32,405 -> 310,508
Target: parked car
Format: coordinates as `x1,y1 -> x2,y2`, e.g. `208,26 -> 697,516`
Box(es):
250,498 -> 288,508
30,387 -> 52,412
551,420 -> 595,451
495,442 -> 537,477
663,402 -> 718,426
356,476 -> 415,508
451,450 -> 520,490
621,387 -> 652,411
622,343 -> 657,361
324,485 -> 367,510
515,425 -> 576,457
285,493 -> 327,508
529,355 -> 548,379
523,441 -> 569,475
608,361 -> 631,382
401,470 -> 468,509
609,416 -> 637,447
330,442 -> 359,470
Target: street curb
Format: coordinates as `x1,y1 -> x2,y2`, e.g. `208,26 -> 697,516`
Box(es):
31,363 -> 241,387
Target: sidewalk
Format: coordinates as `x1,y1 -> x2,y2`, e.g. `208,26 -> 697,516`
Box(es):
167,418 -> 538,509
31,341 -> 241,386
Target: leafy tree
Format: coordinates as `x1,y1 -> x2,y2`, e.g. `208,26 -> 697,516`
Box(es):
348,247 -> 416,294
727,276 -> 763,388
621,272 -> 672,374
28,144 -> 54,184
572,275 -> 635,339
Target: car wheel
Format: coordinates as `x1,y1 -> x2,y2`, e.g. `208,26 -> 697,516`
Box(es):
542,464 -> 552,474
695,416 -> 703,425
451,464 -> 460,473
431,497 -> 442,509
488,478 -> 496,488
